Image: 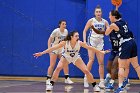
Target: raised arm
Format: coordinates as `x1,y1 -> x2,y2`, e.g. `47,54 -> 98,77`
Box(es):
83,19 -> 92,43
33,41 -> 65,58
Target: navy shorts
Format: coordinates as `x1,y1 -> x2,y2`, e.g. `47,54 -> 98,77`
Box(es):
109,50 -> 119,61
119,39 -> 137,59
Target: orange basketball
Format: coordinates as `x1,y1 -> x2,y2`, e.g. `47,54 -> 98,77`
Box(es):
111,0 -> 122,6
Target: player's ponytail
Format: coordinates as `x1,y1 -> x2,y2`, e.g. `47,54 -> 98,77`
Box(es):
64,31 -> 78,41
111,10 -> 122,19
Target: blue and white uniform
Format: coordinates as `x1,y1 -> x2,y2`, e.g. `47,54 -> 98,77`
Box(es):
109,30 -> 120,61
88,18 -> 108,50
114,19 -> 137,59
50,28 -> 68,54
62,41 -> 80,65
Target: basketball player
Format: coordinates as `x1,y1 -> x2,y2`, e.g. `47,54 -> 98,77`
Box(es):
46,20 -> 73,85
104,10 -> 140,93
91,12 -> 140,92
83,5 -> 109,88
33,31 -> 109,92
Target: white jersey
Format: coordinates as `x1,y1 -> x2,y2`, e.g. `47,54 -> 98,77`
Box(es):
89,17 -> 107,38
62,41 -> 81,64
50,28 -> 68,46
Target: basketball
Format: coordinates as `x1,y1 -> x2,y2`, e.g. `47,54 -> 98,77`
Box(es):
111,0 -> 122,6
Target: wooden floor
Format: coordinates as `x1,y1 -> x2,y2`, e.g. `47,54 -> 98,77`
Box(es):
0,76 -> 140,93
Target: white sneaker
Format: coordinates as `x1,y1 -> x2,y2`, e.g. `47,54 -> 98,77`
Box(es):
65,77 -> 74,84
94,85 -> 100,92
98,81 -> 105,89
84,76 -> 89,87
46,83 -> 53,91
46,79 -> 51,85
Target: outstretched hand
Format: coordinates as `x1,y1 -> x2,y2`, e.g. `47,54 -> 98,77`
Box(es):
33,52 -> 43,58
101,49 -> 111,54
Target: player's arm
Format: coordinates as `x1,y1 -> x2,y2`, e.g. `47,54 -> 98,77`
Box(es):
105,20 -> 109,30
90,20 -> 109,35
33,41 -> 66,58
48,37 -> 53,48
83,19 -> 92,43
105,23 -> 119,35
80,41 -> 109,54
91,25 -> 105,34
116,5 -> 120,11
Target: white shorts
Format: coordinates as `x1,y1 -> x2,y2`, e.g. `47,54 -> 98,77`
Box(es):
88,37 -> 104,50
51,48 -> 63,55
62,54 -> 80,65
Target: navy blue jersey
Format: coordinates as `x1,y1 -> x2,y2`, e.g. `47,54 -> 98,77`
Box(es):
109,31 -> 120,51
114,19 -> 132,45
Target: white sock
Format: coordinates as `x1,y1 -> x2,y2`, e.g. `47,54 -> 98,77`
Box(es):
106,73 -> 111,78
110,79 -> 114,84
119,83 -> 123,87
100,79 -> 104,82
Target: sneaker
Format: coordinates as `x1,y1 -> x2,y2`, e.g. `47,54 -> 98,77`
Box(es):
65,77 -> 74,84
122,78 -> 130,88
84,76 -> 89,87
115,87 -> 124,93
104,74 -> 111,87
106,83 -> 114,91
46,79 -> 51,85
94,85 -> 101,92
46,83 -> 53,91
98,81 -> 105,89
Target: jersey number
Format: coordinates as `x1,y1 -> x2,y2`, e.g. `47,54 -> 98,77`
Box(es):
113,40 -> 119,46
123,25 -> 128,32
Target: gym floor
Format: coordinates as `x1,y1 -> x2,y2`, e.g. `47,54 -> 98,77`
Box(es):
0,76 -> 139,93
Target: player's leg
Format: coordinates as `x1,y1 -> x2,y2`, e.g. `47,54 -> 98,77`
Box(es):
75,57 -> 100,92
46,57 -> 69,91
46,53 -> 57,84
58,54 -> 73,84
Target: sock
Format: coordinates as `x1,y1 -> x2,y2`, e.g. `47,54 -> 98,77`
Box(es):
50,81 -> 55,86
106,73 -> 111,78
65,74 -> 69,79
47,75 -> 51,79
110,79 -> 114,84
119,83 -> 123,87
100,79 -> 104,82
92,82 -> 96,87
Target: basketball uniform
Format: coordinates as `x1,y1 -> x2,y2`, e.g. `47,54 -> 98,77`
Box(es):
109,31 -> 120,61
62,41 -> 81,65
50,28 -> 68,54
114,19 -> 137,59
88,18 -> 108,50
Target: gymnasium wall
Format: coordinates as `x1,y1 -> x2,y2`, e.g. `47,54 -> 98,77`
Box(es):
0,0 -> 140,79
0,0 -> 86,77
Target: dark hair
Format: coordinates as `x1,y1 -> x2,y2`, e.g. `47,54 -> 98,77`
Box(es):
58,20 -> 66,27
94,5 -> 102,12
64,31 -> 78,41
111,10 -> 122,19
